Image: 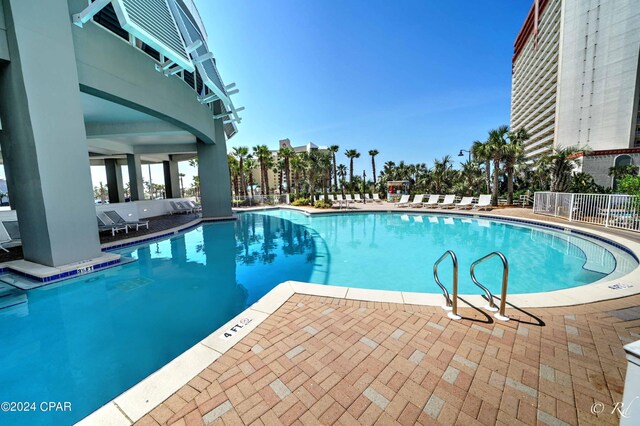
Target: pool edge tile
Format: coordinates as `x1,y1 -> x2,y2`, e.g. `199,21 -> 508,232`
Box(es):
74,402 -> 131,426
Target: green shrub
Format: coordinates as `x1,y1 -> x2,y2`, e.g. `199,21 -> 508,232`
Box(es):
313,200 -> 333,209
618,176 -> 640,196
291,198 -> 311,206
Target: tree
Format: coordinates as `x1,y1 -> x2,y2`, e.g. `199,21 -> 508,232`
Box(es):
278,147 -> 295,193
337,164 -> 347,195
179,173 -> 185,197
232,146 -> 249,196
546,146 -> 583,192
290,155 -> 303,195
609,164 -> 639,190
244,156 -> 257,197
471,140 -> 491,194
329,145 -> 339,191
228,154 -> 239,196
504,127 -> 529,204
570,172 -> 604,194
344,149 -> 360,191
459,160 -> 482,196
317,152 -> 333,202
369,149 -> 379,188
253,145 -> 272,195
486,125 -> 509,205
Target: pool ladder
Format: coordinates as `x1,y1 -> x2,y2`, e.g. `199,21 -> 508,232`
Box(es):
433,250 -> 510,321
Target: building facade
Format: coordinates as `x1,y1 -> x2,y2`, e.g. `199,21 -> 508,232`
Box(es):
0,0 -> 240,268
511,0 -> 640,187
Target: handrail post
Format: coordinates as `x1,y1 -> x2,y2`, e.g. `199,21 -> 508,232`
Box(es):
433,250 -> 461,320
469,251 -> 510,321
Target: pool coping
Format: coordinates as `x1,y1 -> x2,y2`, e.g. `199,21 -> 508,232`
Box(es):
76,207 -> 640,425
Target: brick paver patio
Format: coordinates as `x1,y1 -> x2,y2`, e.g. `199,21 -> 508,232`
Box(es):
135,292 -> 640,426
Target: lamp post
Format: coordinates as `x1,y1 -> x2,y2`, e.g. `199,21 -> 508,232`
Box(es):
458,149 -> 471,162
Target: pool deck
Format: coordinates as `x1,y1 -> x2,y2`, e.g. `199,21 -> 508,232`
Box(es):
77,205 -> 640,426
130,291 -> 639,426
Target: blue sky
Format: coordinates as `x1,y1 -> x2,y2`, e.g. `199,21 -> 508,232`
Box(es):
200,0 -> 532,175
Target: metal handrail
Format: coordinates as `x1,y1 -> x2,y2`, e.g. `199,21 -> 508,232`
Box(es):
470,251 -> 510,321
433,250 -> 461,320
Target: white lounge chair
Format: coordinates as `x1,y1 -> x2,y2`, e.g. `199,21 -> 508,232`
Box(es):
344,194 -> 355,208
97,216 -> 128,236
0,221 -> 20,252
364,194 -> 371,202
396,194 -> 411,207
372,194 -> 383,203
409,194 -> 425,207
353,194 -> 363,203
105,210 -> 149,231
437,195 -> 456,209
455,197 -> 474,210
473,194 -> 492,211
423,195 -> 440,208
170,201 -> 191,214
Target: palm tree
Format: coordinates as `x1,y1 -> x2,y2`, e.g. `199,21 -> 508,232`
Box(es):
227,154 -> 239,196
547,146 -> 584,192
290,155 -> 303,195
278,147 -> 295,193
337,164 -> 347,195
329,145 -> 339,191
178,172 -> 185,197
431,156 -> 453,194
317,152 -> 333,202
459,160 -> 482,196
232,146 -> 249,196
471,140 -> 491,194
344,149 -> 360,191
369,149 -> 379,187
244,156 -> 257,198
487,125 -> 509,206
504,128 -> 529,204
253,145 -> 272,195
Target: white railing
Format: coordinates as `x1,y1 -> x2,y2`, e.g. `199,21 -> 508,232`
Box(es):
231,194 -> 289,208
534,192 -> 640,232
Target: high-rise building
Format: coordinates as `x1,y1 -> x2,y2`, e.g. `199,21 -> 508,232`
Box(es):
510,0 -> 640,187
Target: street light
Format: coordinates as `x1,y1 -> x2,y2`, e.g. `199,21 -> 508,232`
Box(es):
458,149 -> 471,162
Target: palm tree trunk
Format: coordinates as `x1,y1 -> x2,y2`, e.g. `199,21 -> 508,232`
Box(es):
507,167 -> 514,205
349,158 -> 354,192
372,157 -> 377,186
492,159 -> 500,206
332,154 -> 338,192
484,160 -> 491,194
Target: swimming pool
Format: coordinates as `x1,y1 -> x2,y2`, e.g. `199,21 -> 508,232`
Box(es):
0,210 -> 636,425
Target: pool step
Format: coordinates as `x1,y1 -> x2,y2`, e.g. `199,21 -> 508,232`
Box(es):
0,282 -> 27,310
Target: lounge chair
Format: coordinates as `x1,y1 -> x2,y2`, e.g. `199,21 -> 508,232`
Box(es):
472,194 -> 492,211
396,194 -> 411,207
364,194 -> 371,202
423,195 -> 440,208
170,201 -> 191,214
353,194 -> 363,203
176,201 -> 194,213
104,210 -> 149,231
455,197 -> 474,210
97,216 -> 128,236
437,195 -> 456,209
185,200 -> 202,212
409,194 -> 425,207
344,194 -> 355,208
0,221 -> 21,252
372,194 -> 383,203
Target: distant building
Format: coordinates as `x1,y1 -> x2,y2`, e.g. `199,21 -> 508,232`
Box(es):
510,0 -> 640,188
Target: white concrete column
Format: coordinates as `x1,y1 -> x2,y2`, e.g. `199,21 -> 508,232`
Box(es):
621,340 -> 640,424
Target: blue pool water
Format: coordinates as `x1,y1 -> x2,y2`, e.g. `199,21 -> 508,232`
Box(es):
0,210 -> 636,425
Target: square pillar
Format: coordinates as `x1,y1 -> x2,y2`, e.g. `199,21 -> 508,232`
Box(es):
127,154 -> 145,201
163,159 -> 180,198
105,159 -> 124,203
197,102 -> 232,218
0,0 -> 101,266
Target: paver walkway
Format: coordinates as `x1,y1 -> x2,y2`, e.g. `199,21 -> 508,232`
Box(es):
135,293 -> 640,426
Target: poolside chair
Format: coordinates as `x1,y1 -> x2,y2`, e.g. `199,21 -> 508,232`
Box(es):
396,194 -> 411,207
104,210 -> 149,232
185,200 -> 202,212
372,193 -> 383,203
455,197 -> 474,210
409,194 -> 425,207
437,195 -> 456,209
423,194 -> 440,208
472,194 -> 492,211
170,201 -> 191,214
364,194 -> 371,202
318,194 -> 325,202
0,221 -> 21,252
176,201 -> 195,213
97,216 -> 128,236
343,194 -> 355,208
355,194 -> 365,203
